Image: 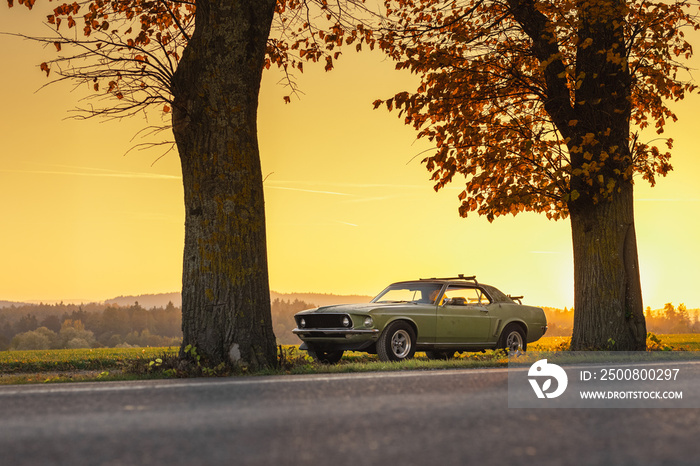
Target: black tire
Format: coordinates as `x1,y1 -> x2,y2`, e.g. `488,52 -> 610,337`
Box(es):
377,321 -> 416,362
307,348 -> 344,364
498,324 -> 527,352
425,351 -> 454,360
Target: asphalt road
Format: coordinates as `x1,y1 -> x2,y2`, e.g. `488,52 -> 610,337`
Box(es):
1,367 -> 699,466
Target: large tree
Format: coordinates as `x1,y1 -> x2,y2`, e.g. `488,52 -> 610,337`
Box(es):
7,0 -> 376,369
171,0 -> 278,369
372,0 -> 698,349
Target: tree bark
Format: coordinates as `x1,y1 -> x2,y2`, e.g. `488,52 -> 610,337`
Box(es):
564,0 -> 646,350
569,181 -> 647,350
170,0 -> 278,369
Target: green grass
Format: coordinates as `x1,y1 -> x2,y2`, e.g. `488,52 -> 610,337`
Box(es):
529,336 -> 572,351
530,334 -> 700,351
652,334 -> 700,350
272,345 -> 511,376
2,334 -> 699,385
0,347 -> 178,374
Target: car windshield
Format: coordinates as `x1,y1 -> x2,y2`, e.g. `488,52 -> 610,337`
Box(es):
371,283 -> 443,304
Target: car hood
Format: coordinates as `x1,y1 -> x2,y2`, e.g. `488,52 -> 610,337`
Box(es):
295,303 -> 385,315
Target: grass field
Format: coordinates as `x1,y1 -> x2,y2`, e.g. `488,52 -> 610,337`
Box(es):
0,347 -> 179,372
1,334 -> 699,384
530,334 -> 700,351
650,334 -> 700,350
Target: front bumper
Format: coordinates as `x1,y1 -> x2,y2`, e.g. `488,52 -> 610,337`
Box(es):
292,328 -> 380,337
293,327 -> 380,352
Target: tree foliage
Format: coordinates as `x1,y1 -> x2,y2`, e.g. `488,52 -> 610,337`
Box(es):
370,0 -> 698,220
8,0 -> 379,116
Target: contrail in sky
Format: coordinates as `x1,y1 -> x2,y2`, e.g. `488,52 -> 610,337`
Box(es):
2,166 -> 180,181
265,186 -> 351,196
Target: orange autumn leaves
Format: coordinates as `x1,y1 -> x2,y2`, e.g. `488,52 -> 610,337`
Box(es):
11,0 -> 194,110
372,0 -> 698,221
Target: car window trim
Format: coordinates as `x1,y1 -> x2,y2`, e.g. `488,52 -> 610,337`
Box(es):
439,284 -> 493,305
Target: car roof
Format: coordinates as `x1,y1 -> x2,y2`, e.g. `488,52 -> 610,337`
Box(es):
390,276 -> 515,304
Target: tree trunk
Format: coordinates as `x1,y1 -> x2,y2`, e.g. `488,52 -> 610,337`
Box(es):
562,0 -> 646,350
569,181 -> 647,350
170,0 -> 278,369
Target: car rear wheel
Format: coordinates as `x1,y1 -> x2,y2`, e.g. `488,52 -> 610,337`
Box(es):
307,348 -> 344,364
498,324 -> 526,352
377,321 -> 416,362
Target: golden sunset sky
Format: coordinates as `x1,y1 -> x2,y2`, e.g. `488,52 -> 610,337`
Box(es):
1,5 -> 699,310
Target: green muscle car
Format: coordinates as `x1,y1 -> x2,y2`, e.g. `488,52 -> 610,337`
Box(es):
293,275 -> 547,363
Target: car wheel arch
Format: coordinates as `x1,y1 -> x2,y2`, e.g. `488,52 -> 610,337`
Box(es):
384,317 -> 419,340
500,319 -> 527,336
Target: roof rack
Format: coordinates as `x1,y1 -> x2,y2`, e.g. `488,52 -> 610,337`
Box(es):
420,274 -> 478,284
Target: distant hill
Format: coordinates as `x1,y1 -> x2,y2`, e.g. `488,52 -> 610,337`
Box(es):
100,291 -> 372,309
104,292 -> 182,308
0,300 -> 30,309
270,291 -> 372,308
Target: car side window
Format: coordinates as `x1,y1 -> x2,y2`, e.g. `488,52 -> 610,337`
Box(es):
442,286 -> 490,306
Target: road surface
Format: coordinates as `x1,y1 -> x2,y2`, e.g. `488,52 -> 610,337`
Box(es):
1,367 -> 699,465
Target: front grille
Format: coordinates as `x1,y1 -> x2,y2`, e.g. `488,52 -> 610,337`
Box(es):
297,314 -> 349,329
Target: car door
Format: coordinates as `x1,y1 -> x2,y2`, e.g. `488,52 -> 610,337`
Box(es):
435,285 -> 491,343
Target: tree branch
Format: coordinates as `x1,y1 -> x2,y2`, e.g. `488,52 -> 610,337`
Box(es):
505,0 -> 575,135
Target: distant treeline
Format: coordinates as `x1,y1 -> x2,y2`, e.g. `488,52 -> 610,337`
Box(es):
5,298 -> 694,350
544,303 -> 700,337
0,301 -> 182,351
0,298 -> 316,351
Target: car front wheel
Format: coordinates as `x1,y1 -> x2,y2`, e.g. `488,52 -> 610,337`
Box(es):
377,321 -> 416,362
498,324 -> 526,352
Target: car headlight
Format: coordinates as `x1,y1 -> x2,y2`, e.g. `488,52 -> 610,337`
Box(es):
300,318 -> 306,328
342,316 -> 351,327
364,316 -> 373,327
